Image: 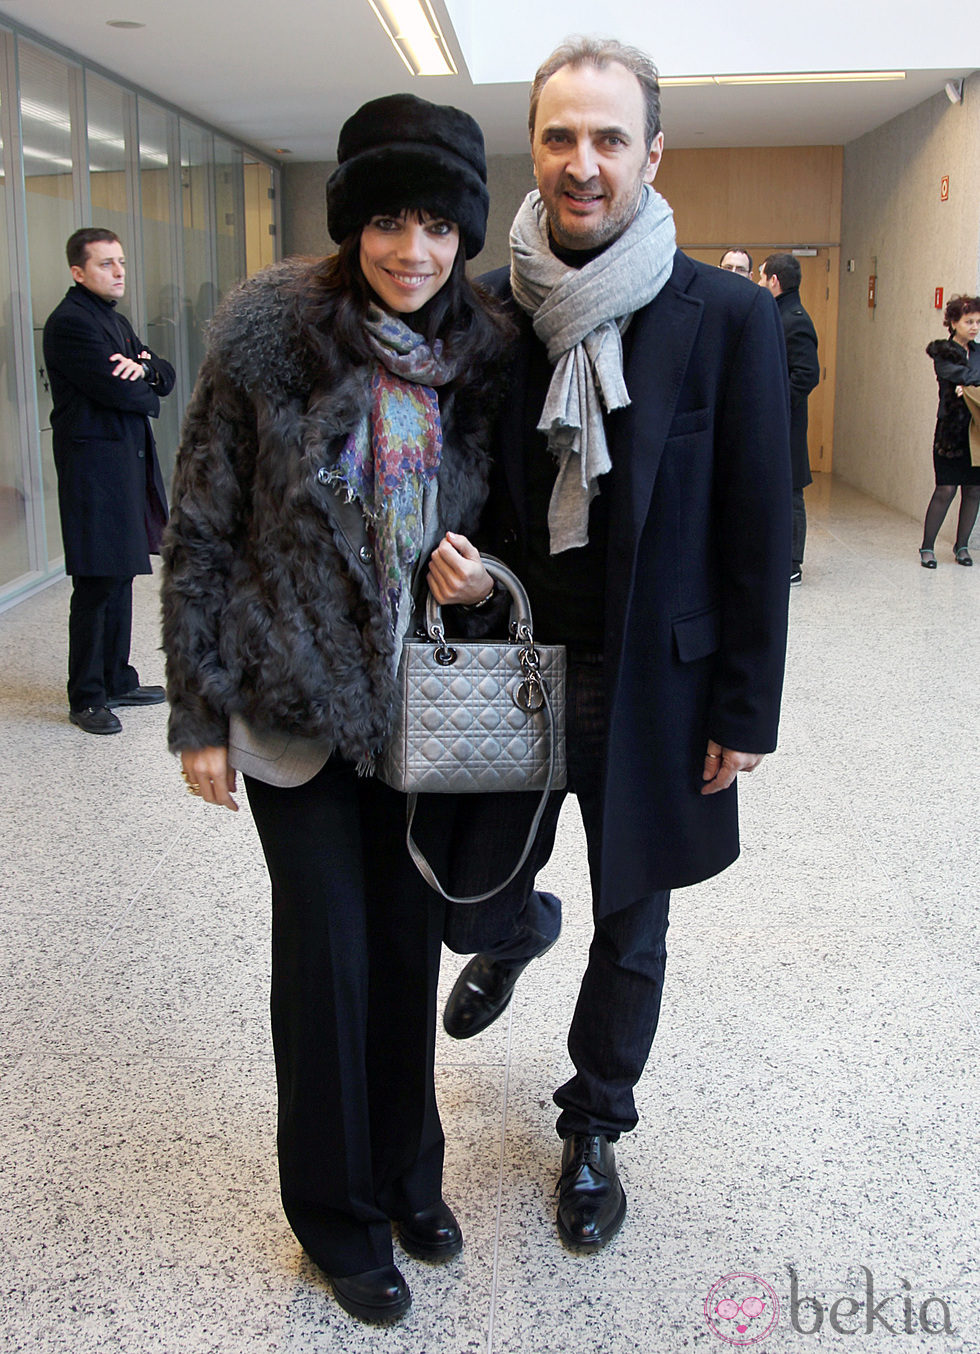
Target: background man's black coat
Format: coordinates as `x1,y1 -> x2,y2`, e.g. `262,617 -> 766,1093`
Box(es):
775,286 -> 820,491
43,284 -> 173,576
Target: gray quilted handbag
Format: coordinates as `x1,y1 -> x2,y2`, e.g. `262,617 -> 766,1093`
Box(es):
378,556 -> 566,903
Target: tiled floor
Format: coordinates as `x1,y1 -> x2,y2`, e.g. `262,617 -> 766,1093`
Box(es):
2,475 -> 978,1352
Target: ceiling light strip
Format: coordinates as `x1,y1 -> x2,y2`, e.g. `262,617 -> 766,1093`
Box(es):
660,71 -> 906,88
366,0 -> 457,76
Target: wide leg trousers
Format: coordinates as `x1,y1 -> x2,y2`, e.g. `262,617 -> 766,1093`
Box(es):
245,757 -> 446,1276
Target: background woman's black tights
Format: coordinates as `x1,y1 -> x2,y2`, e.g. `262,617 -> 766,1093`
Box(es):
922,485 -> 980,550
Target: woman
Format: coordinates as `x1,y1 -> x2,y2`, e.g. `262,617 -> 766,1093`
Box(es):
921,294 -> 980,567
161,94 -> 504,1324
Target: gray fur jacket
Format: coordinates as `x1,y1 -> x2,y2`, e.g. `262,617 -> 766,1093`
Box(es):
161,258 -> 498,761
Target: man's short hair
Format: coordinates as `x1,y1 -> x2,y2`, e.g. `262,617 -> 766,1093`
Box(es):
720,248 -> 753,273
528,36 -> 662,150
762,253 -> 801,292
66,227 -> 121,269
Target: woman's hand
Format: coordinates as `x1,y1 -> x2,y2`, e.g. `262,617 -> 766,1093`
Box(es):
427,532 -> 493,606
180,747 -> 238,811
956,384 -> 965,397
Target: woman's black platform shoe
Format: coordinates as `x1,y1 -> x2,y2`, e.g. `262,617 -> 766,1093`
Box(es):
396,1200 -> 463,1261
329,1265 -> 411,1323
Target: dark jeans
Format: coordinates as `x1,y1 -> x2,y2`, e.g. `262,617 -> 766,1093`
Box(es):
245,758 -> 446,1276
67,575 -> 139,710
792,487 -> 807,568
444,655 -> 670,1140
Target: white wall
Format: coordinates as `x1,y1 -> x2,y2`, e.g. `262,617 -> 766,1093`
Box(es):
834,73 -> 980,538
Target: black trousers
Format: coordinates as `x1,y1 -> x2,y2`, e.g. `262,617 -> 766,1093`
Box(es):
445,657 -> 670,1140
67,575 -> 139,710
244,758 -> 446,1276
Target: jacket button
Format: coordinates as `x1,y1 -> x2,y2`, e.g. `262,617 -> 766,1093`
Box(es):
503,529 -> 517,546
316,467 -> 330,484
359,545 -> 373,563
137,448 -> 145,458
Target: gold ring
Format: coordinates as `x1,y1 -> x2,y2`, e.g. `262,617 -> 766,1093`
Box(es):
186,783 -> 201,794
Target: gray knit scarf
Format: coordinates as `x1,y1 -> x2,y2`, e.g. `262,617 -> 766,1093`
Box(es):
510,185 -> 676,552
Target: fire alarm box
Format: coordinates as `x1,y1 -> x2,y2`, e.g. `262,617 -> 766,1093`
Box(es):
868,275 -> 877,309
935,287 -> 944,309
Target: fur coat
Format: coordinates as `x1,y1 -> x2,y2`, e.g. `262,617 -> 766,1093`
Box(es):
926,337 -> 980,457
161,258 -> 498,761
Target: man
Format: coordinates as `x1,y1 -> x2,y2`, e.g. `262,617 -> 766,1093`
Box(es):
759,253 -> 820,585
44,228 -> 174,733
433,37 -> 791,1253
719,247 -> 753,277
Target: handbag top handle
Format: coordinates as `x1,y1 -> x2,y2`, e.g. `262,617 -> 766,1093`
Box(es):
424,554 -> 533,643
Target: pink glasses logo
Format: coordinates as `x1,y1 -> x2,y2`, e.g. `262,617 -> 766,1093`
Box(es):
705,1273 -> 780,1346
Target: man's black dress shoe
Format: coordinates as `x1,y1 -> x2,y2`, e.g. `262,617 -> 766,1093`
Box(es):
443,933 -> 559,1040
328,1265 -> 411,1324
69,706 -> 122,735
556,1133 -> 627,1251
396,1199 -> 463,1261
106,684 -> 166,707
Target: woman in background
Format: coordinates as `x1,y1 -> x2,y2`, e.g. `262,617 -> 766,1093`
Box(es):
921,294 -> 980,566
161,94 -> 505,1324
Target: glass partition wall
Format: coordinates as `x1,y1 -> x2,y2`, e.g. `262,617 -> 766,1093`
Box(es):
0,22 -> 279,607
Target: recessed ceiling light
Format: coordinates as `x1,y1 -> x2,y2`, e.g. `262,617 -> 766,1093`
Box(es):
106,20 -> 146,28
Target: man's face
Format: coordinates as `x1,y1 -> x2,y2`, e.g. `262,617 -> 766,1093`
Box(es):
720,251 -> 751,277
758,266 -> 779,296
71,240 -> 126,301
531,61 -> 662,251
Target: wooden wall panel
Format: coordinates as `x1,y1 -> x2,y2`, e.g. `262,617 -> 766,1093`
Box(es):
655,146 -> 843,247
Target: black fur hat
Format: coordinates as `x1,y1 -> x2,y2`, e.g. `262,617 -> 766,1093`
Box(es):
327,93 -> 489,259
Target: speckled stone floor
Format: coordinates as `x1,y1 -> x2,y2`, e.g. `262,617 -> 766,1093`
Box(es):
2,475 -> 978,1352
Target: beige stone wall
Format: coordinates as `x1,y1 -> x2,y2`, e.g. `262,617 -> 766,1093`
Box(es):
834,73 -> 980,534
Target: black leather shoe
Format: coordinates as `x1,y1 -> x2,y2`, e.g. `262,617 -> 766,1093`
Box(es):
328,1265 -> 411,1324
556,1134 -> 627,1251
106,684 -> 166,706
954,545 -> 973,566
443,933 -> 558,1040
396,1200 -> 463,1261
69,706 -> 122,735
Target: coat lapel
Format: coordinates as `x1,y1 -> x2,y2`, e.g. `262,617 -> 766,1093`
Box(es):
70,286 -> 131,352
613,262 -> 703,550
604,256 -> 703,655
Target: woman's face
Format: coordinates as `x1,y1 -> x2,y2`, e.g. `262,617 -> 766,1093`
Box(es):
951,310 -> 980,345
359,210 -> 460,315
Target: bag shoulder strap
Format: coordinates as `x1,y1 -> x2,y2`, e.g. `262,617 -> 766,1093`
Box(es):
403,681 -> 558,905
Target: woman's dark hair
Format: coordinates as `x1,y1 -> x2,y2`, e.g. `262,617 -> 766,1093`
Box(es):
944,294 -> 980,332
291,209 -> 512,389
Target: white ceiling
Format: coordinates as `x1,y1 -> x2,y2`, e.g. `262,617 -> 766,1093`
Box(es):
1,0 -> 974,160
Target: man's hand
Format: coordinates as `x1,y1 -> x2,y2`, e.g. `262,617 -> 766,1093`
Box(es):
109,352 -> 146,381
700,739 -> 765,795
427,531 -> 494,606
